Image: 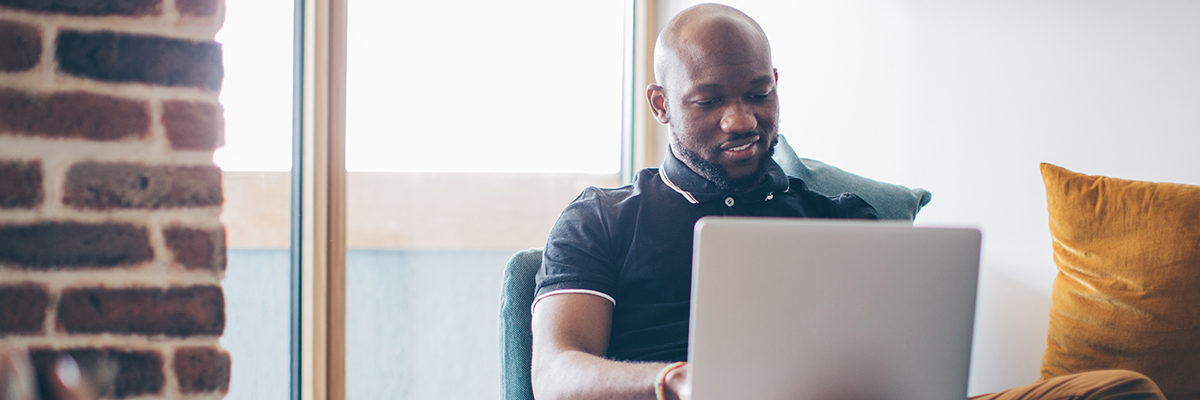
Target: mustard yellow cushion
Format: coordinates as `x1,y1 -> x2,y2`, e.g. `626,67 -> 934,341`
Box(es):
1040,163 -> 1200,399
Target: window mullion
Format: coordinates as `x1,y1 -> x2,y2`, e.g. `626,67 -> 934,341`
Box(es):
299,0 -> 347,398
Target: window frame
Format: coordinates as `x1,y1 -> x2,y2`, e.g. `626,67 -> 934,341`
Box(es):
291,1 -> 656,399
294,0 -> 346,398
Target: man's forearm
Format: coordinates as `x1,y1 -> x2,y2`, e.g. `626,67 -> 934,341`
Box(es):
530,294 -> 688,399
532,349 -> 669,400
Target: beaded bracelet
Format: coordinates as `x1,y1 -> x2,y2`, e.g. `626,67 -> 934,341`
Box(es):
654,361 -> 687,400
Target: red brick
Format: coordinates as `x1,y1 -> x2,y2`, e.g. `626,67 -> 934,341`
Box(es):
174,347 -> 230,394
56,30 -> 222,91
0,160 -> 42,209
0,20 -> 41,72
0,222 -> 152,269
63,162 -> 222,210
30,348 -> 164,398
175,0 -> 217,17
162,100 -> 223,150
57,286 -> 224,337
0,283 -> 49,335
163,226 -> 226,271
0,0 -> 161,16
0,89 -> 149,140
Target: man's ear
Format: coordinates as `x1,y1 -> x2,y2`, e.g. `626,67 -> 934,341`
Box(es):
646,84 -> 670,125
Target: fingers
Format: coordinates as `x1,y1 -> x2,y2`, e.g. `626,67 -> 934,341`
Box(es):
0,348 -> 95,400
46,354 -> 94,400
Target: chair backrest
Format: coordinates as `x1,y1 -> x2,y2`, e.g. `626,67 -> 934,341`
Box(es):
773,135 -> 931,220
499,248 -> 542,400
498,135 -> 930,399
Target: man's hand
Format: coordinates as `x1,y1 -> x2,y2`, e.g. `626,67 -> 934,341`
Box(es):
662,362 -> 691,400
0,347 -> 96,400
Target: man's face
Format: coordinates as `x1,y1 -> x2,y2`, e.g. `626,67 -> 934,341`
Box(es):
657,46 -> 780,190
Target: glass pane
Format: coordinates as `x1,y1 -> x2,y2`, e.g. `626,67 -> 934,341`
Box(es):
214,0 -> 295,398
345,1 -> 623,174
344,1 -> 626,398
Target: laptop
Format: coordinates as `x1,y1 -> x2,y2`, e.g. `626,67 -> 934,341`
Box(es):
687,217 -> 981,400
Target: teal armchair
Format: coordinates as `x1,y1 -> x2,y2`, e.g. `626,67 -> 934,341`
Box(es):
499,249 -> 543,400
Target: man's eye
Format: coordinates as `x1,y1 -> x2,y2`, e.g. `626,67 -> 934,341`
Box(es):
694,98 -> 721,107
748,92 -> 771,101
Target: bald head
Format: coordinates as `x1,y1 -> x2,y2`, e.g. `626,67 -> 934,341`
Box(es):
644,4 -> 780,190
653,4 -> 772,91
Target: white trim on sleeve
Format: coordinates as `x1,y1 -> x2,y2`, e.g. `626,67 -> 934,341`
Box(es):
531,289 -> 616,314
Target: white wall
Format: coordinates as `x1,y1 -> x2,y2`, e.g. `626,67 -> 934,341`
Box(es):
659,0 -> 1200,394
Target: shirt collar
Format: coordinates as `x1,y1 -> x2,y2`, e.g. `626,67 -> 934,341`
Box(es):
660,147 -> 790,205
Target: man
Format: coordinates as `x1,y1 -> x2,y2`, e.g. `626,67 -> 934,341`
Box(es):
530,4 -> 1165,400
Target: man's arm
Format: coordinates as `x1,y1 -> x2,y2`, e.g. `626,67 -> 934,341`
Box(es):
530,294 -> 690,400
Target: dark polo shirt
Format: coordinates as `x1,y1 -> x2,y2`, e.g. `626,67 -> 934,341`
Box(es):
534,151 -> 878,362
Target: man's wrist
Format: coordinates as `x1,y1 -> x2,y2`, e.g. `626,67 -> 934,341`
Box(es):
654,361 -> 688,400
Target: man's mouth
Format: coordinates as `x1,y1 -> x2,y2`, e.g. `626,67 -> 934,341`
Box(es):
721,134 -> 761,153
727,141 -> 755,152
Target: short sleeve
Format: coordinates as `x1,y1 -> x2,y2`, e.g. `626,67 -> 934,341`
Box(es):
535,188 -> 621,303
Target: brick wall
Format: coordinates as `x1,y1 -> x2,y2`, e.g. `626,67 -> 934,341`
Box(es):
0,0 -> 229,398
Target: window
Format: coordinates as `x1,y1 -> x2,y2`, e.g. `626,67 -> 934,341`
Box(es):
213,0 -> 295,398
215,0 -> 649,398
342,1 -> 628,397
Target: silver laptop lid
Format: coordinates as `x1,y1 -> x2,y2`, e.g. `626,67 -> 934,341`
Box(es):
688,217 -> 981,400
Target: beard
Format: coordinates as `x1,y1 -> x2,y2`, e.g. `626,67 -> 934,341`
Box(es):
671,131 -> 778,192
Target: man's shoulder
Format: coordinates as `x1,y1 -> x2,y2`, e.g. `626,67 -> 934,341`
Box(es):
782,177 -> 880,220
570,168 -> 664,204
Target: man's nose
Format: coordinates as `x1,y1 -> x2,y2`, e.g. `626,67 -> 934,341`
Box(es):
720,103 -> 757,133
